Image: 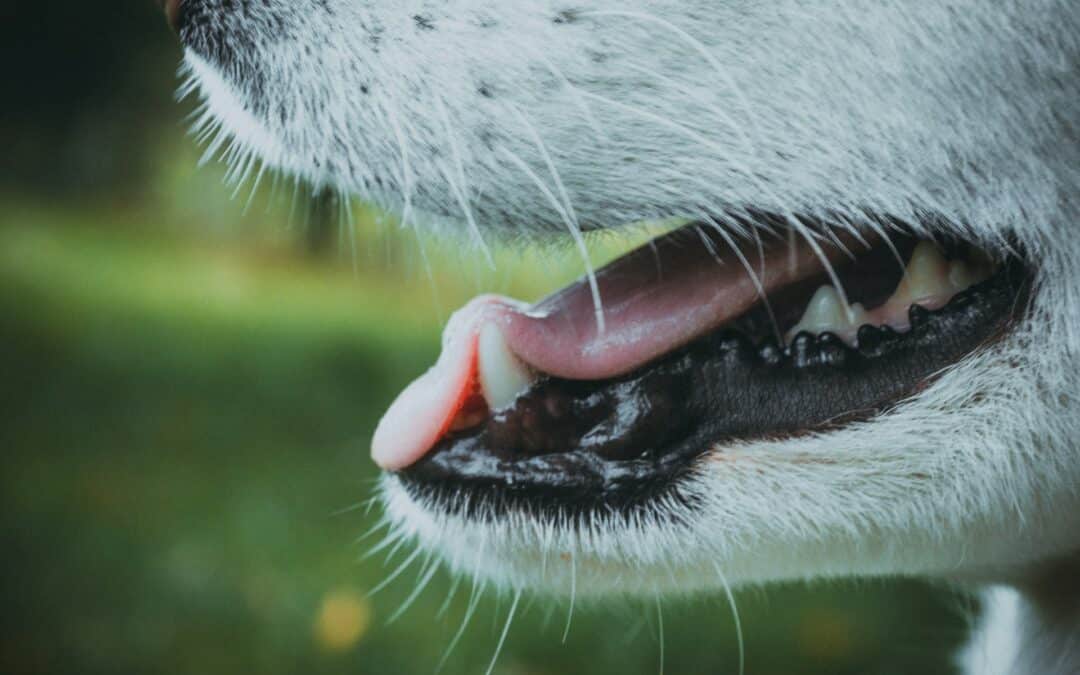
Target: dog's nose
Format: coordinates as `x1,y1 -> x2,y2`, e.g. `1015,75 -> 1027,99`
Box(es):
156,0 -> 184,33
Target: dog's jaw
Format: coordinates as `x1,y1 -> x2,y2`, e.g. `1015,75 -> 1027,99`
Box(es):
379,328 -> 1080,596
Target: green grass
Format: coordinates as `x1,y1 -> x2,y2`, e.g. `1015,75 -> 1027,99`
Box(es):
0,206 -> 971,675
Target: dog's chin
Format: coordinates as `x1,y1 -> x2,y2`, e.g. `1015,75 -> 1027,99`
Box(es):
378,469 -> 755,596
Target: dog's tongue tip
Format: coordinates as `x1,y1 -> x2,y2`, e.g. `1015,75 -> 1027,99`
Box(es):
370,295 -> 525,471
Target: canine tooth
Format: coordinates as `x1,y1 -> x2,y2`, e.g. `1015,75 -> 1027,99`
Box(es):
478,322 -> 536,411
948,258 -> 992,292
891,241 -> 952,305
847,302 -> 870,327
948,260 -> 977,291
787,285 -> 863,343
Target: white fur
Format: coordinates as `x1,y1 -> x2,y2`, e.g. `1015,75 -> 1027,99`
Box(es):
960,572 -> 1080,675
177,0 -> 1080,671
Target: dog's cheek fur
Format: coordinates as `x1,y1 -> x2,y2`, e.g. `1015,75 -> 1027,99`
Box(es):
183,1 -> 1077,242
182,0 -> 1080,592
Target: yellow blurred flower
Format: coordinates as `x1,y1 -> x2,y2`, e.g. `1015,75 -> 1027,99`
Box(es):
314,588 -> 373,653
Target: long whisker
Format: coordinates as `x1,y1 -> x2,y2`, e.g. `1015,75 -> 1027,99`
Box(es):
486,590 -> 522,675
332,497 -> 378,519
434,96 -> 495,267
498,144 -> 605,334
382,528 -> 415,562
575,61 -> 857,316
713,563 -> 745,675
655,594 -> 666,675
507,105 -> 606,334
436,574 -> 463,620
532,50 -> 609,141
785,213 -> 853,310
386,101 -> 446,320
352,516 -> 390,545
579,10 -> 767,149
861,211 -> 906,270
700,212 -> 783,345
386,556 -> 441,624
341,190 -> 359,274
360,528 -> 403,561
436,579 -> 485,674
562,554 -> 578,643
368,546 -> 423,597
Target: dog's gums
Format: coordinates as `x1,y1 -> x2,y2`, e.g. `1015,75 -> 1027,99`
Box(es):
377,218 -> 1030,506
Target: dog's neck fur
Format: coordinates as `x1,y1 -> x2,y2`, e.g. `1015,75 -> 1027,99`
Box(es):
960,558 -> 1080,675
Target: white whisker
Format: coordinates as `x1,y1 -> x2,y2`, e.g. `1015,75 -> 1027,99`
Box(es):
435,96 -> 495,268
436,579 -> 484,674
387,556 -> 440,624
368,546 -> 424,597
655,594 -> 665,675
436,574 -> 462,621
562,554 -> 577,643
785,213 -> 853,310
505,105 -> 606,334
701,213 -> 783,345
486,590 -> 522,675
714,564 -> 746,675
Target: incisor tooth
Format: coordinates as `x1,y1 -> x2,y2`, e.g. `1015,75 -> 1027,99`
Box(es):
787,285 -> 864,343
891,241 -> 952,305
478,322 -> 536,411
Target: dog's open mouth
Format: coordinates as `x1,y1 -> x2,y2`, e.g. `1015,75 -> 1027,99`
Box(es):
377,215 -> 1031,515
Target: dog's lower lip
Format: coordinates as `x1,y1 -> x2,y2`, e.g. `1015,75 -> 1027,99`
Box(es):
393,216 -> 1031,514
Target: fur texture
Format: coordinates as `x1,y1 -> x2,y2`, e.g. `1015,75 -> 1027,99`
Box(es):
176,1 -> 1080,671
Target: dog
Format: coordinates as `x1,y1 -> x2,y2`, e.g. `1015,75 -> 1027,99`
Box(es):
161,1 -> 1080,672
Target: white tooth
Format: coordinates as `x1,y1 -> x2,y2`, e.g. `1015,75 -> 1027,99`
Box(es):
478,322 -> 536,411
948,260 -> 977,291
892,241 -> 952,305
948,259 -> 992,292
787,285 -> 862,343
846,302 -> 870,327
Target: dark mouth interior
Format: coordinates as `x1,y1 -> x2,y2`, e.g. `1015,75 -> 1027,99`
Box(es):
400,218 -> 1031,516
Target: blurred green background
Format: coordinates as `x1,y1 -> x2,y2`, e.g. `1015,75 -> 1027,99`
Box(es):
1,3 -> 974,674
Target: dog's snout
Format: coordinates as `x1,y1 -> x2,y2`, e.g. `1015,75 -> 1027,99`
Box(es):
156,0 -> 184,33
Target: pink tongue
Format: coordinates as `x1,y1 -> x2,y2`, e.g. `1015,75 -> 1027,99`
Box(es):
372,227 -> 836,470
371,295 -> 515,470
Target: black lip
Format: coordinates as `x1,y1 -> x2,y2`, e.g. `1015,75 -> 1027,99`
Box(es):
398,255 -> 1031,518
